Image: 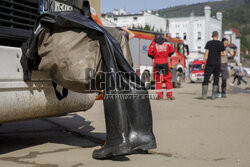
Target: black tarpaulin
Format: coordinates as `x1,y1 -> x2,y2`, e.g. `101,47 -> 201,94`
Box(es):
21,10 -> 156,158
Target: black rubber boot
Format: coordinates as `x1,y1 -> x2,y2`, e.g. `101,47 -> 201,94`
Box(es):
92,91 -> 131,159
202,85 -> 208,99
212,85 -> 218,100
125,90 -> 157,152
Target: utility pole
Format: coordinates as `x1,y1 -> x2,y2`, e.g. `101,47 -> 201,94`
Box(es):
165,19 -> 169,36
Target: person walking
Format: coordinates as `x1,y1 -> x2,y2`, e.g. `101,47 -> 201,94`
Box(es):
231,64 -> 239,86
216,38 -> 237,98
237,63 -> 248,86
202,31 -> 225,99
148,33 -> 175,100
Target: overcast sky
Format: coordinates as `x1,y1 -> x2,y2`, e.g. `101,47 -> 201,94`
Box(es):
102,0 -> 220,13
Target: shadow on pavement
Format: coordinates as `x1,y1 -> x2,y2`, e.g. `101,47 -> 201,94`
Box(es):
0,114 -> 105,155
111,156 -> 130,161
194,96 -> 213,100
228,86 -> 250,94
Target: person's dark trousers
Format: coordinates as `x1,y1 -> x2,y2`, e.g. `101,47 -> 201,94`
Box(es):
232,75 -> 238,84
221,79 -> 227,94
217,79 -> 227,94
237,76 -> 247,85
202,64 -> 221,86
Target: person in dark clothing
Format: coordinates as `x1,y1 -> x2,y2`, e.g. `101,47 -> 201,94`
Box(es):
201,31 -> 226,99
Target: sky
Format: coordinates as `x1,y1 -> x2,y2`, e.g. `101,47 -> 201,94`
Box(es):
102,0 -> 220,13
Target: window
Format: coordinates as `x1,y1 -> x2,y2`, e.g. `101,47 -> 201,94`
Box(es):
133,17 -> 138,21
183,33 -> 187,40
198,32 -> 201,40
192,64 -> 202,71
198,46 -> 201,52
177,43 -> 184,55
114,18 -> 118,21
176,33 -> 180,38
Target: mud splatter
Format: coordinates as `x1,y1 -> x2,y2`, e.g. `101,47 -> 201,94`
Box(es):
214,158 -> 226,161
149,151 -> 173,157
0,148 -> 79,167
71,163 -> 85,167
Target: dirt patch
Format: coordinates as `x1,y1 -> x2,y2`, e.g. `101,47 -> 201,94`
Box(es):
71,163 -> 85,167
0,148 -> 79,167
149,151 -> 173,157
214,158 -> 226,161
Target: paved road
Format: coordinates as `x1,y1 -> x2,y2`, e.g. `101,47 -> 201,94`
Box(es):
0,78 -> 250,167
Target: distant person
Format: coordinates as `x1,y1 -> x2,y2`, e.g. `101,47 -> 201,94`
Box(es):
148,33 -> 175,100
231,63 -> 239,85
237,63 -> 248,86
201,31 -> 225,99
216,38 -> 237,98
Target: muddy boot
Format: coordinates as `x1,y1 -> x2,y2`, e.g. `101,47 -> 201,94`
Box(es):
212,85 -> 218,100
125,90 -> 157,152
202,85 -> 208,99
92,91 -> 131,159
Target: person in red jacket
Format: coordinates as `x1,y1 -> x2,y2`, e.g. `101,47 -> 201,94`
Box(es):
148,33 -> 175,100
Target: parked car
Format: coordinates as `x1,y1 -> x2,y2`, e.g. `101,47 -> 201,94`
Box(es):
244,67 -> 250,77
189,60 -> 205,83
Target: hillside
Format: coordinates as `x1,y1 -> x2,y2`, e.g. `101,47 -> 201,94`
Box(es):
157,0 -> 250,58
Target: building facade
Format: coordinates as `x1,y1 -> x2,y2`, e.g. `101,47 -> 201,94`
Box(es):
103,6 -> 222,62
102,10 -> 167,32
168,6 -> 223,58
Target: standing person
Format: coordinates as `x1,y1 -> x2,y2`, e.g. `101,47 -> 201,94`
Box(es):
202,31 -> 225,99
148,33 -> 175,100
237,63 -> 248,85
216,38 -> 237,98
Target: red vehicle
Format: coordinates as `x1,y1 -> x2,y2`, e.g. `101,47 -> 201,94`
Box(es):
129,29 -> 189,88
189,60 -> 206,83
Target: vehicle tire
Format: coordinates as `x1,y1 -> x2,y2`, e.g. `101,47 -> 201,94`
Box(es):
141,71 -> 151,89
173,71 -> 183,88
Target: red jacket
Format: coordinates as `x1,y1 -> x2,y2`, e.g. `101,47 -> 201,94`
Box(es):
148,40 -> 174,64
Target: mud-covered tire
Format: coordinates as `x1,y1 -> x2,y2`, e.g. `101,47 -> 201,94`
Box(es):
173,71 -> 183,88
141,71 -> 151,89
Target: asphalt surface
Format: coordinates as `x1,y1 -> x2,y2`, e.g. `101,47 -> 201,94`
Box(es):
0,78 -> 250,167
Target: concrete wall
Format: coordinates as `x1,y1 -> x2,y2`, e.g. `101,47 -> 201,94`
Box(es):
236,38 -> 241,63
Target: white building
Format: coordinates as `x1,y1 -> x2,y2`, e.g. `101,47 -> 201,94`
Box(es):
102,6 -> 223,65
167,6 -> 223,62
102,9 -> 167,32
224,28 -> 241,63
